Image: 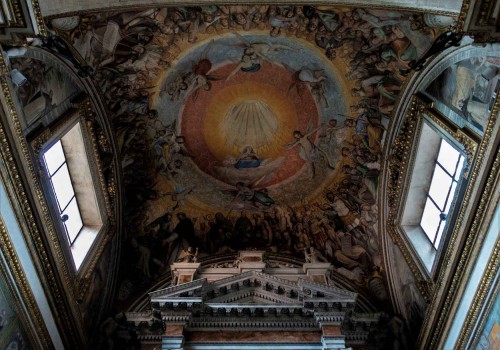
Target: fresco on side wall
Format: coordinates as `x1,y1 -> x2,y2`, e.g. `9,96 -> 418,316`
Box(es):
475,291 -> 500,350
425,56 -> 500,134
0,271 -> 32,349
47,6 -> 443,310
10,57 -> 80,127
391,244 -> 427,346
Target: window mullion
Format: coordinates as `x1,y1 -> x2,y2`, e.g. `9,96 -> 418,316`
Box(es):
433,220 -> 443,247
60,194 -> 76,213
436,161 -> 454,178
47,160 -> 66,179
70,226 -> 83,247
428,193 -> 444,212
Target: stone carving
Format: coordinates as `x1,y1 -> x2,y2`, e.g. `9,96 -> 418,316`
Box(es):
176,247 -> 199,262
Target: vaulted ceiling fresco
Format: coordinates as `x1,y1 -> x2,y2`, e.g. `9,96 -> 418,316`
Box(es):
46,6 -> 444,304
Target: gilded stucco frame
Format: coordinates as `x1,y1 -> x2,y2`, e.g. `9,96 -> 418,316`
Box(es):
28,100 -> 115,289
0,191 -> 52,349
0,46 -> 119,345
386,94 -> 479,297
386,89 -> 499,349
0,0 -> 25,28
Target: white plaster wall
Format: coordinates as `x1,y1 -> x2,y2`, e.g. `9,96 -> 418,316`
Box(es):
39,0 -> 463,18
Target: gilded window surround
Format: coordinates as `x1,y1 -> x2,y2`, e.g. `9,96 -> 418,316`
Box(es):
0,48 -> 121,347
0,67 -> 82,346
424,93 -> 499,350
28,100 -> 115,282
383,94 -> 479,299
382,90 -> 499,349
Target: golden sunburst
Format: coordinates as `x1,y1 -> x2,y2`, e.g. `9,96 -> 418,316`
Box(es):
203,81 -> 297,160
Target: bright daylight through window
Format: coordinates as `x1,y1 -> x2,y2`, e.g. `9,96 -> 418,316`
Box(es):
44,140 -> 84,245
42,122 -> 102,270
420,139 -> 465,249
401,122 -> 466,273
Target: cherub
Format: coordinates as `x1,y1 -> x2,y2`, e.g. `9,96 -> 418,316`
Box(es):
161,73 -> 189,101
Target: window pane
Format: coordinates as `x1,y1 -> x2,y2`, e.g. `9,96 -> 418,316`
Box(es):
437,139 -> 460,174
62,198 -> 83,243
444,181 -> 458,215
421,198 -> 440,242
428,166 -> 453,210
51,164 -> 75,211
44,141 -> 65,176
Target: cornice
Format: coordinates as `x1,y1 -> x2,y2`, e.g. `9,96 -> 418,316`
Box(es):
42,1 -> 461,21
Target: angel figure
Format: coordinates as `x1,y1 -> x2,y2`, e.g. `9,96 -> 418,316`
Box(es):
226,32 -> 293,80
186,40 -> 224,101
304,247 -> 328,263
154,122 -> 191,171
224,177 -> 275,210
284,121 -> 336,178
160,40 -> 223,102
159,132 -> 191,166
176,247 -> 199,262
286,67 -> 327,103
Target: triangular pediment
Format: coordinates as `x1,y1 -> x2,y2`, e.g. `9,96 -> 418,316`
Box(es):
149,270 -> 357,306
149,278 -> 207,303
205,287 -> 300,305
297,278 -> 358,302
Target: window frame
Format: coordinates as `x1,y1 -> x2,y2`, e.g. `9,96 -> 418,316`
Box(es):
400,114 -> 470,276
43,139 -> 84,247
419,138 -> 465,249
29,110 -> 110,277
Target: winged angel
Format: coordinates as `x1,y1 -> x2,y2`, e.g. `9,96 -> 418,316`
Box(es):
284,120 -> 336,178
226,31 -> 293,80
223,176 -> 275,210
161,40 -> 223,101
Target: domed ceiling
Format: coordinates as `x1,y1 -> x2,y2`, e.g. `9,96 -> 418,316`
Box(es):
48,5 -> 445,300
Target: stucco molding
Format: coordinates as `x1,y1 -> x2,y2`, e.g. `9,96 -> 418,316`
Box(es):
41,1 -> 462,21
0,60 -> 82,346
0,45 -> 121,346
0,213 -> 52,349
